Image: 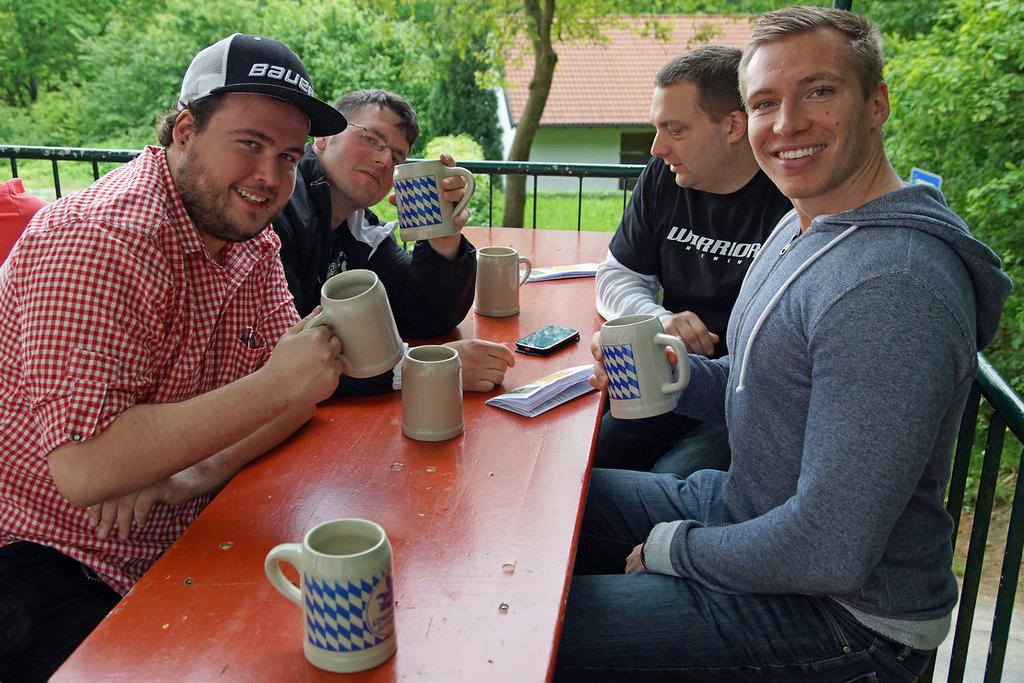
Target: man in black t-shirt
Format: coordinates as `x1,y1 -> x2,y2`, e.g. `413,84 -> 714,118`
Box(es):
595,46 -> 792,475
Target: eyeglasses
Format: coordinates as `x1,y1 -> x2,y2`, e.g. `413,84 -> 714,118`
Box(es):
347,123 -> 408,167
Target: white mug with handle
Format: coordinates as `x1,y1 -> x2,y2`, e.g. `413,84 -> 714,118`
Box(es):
265,518 -> 397,673
474,246 -> 532,317
600,314 -> 689,419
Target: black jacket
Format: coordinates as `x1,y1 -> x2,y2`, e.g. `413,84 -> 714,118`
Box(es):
273,147 -> 476,394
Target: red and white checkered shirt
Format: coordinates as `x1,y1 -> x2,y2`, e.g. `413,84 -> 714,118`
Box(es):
0,146 -> 300,594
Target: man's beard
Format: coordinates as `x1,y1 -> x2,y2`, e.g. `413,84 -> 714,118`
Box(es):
175,153 -> 274,244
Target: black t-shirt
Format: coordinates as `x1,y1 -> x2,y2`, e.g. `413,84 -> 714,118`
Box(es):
609,157 -> 792,357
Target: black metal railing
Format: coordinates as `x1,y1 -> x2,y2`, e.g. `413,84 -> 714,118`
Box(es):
924,355 -> 1024,683
1,145 -> 140,199
459,159 -> 645,230
0,145 -> 645,231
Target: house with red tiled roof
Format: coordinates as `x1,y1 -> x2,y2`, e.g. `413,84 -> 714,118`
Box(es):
499,14 -> 754,190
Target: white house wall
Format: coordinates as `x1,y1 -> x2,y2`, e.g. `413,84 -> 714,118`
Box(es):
498,88 -> 649,192
526,128 -> 622,191
496,87 -> 517,162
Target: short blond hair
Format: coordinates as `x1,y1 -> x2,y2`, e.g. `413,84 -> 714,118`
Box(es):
739,6 -> 884,106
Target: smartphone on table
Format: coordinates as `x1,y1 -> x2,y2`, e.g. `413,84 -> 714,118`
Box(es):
515,325 -> 580,356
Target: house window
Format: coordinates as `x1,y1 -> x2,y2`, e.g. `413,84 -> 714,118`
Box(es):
619,132 -> 655,190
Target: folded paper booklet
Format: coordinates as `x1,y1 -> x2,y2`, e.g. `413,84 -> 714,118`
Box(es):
526,263 -> 600,282
485,364 -> 596,418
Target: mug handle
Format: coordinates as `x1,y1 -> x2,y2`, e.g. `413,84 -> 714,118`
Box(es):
264,542 -> 303,606
445,167 -> 477,218
304,310 -> 329,331
517,257 -> 533,286
655,333 -> 689,394
303,310 -> 352,371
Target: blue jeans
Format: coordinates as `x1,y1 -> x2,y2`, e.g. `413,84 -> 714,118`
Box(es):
593,409 -> 731,477
555,469 -> 932,682
0,542 -> 120,682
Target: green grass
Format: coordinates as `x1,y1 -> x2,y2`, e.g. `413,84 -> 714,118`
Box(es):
373,189 -> 631,233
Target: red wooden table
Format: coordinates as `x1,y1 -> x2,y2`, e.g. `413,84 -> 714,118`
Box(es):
54,227 -> 611,682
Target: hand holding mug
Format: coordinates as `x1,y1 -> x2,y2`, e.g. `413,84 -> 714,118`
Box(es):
439,154 -> 471,219
662,310 -> 719,357
304,270 -> 404,379
265,312 -> 344,405
430,153 -> 470,258
590,327 -> 680,392
589,330 -> 608,391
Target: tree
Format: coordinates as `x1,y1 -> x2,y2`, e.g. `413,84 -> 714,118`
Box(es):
857,0 -> 951,38
496,1 -> 682,227
885,0 -> 1024,390
367,2 -> 669,226
421,43 -> 503,163
502,0 -> 557,228
0,0 -> 151,107
0,0 -> 441,149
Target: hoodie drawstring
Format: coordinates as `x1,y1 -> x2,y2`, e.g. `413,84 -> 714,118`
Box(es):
735,225 -> 860,392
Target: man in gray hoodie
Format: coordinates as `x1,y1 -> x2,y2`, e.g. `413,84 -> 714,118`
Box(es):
556,7 -> 1013,683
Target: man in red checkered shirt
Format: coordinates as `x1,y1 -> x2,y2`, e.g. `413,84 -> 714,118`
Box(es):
0,35 -> 349,680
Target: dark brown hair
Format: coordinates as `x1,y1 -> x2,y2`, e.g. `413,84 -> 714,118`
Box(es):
655,45 -> 744,122
332,89 -> 419,147
156,94 -> 227,147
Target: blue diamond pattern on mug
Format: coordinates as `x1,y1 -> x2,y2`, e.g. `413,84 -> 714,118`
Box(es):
603,344 -> 642,400
394,176 -> 443,228
304,572 -> 391,652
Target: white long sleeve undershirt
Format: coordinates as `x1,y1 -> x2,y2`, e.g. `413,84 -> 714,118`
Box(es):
595,250 -> 674,327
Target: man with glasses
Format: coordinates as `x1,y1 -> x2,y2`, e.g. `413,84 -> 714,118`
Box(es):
274,89 -> 515,395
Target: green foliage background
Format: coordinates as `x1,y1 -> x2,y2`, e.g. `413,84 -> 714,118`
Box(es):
0,0 -> 1020,393
421,135 -> 491,218
884,0 -> 1023,393
0,0 -> 481,155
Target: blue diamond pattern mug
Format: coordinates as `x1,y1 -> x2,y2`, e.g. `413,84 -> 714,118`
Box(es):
265,519 -> 396,673
393,160 -> 475,241
600,314 -> 688,419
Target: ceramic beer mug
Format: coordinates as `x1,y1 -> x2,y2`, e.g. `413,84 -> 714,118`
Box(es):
265,518 -> 396,673
401,345 -> 464,441
474,246 -> 532,317
600,314 -> 689,420
393,160 -> 476,241
305,269 -> 404,378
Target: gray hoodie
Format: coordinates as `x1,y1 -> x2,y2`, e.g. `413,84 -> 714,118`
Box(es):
644,185 -> 1012,648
